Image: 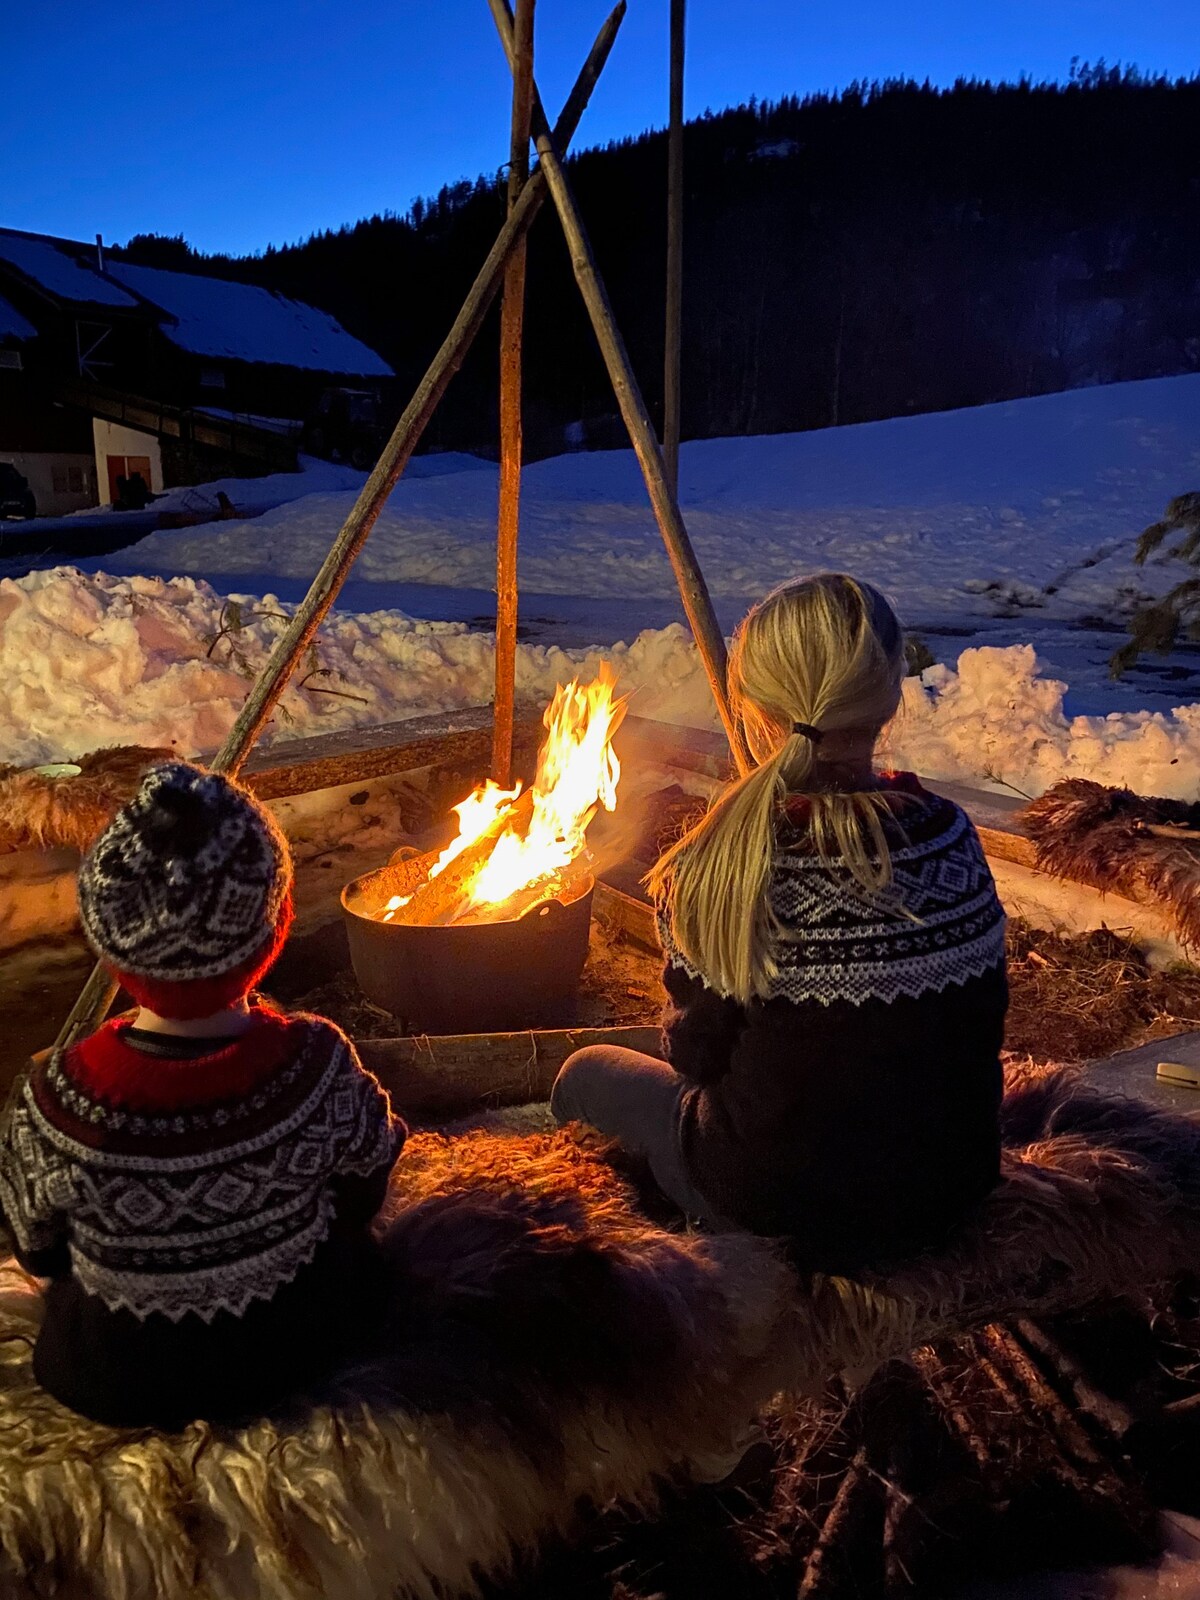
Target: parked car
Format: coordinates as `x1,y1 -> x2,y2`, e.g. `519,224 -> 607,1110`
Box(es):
0,463 -> 35,520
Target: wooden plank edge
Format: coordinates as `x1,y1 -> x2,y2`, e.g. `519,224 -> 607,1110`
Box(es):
359,1023 -> 662,1114
243,708 -> 542,802
594,878 -> 659,950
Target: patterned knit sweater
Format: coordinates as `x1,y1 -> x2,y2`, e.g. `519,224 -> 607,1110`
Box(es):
660,777 -> 1008,1265
0,1004 -> 404,1427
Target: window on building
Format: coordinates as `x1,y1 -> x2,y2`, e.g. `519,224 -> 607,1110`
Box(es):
52,465 -> 89,495
0,350 -> 22,372
199,367 -> 226,390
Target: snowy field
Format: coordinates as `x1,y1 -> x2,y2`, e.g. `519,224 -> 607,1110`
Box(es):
104,376 -> 1200,621
3,375 -> 1199,798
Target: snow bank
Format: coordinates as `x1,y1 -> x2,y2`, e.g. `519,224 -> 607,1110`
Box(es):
890,646 -> 1200,800
106,374 -> 1200,624
0,568 -> 706,768
2,567 -> 1199,801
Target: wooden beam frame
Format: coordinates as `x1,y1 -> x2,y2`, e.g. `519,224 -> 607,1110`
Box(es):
493,0 -> 537,787
663,0 -> 685,494
487,0 -> 749,776
51,7 -> 628,1056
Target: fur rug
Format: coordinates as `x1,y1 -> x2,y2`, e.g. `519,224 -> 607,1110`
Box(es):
1022,778 -> 1200,952
0,1061 -> 1199,1600
0,747 -> 171,856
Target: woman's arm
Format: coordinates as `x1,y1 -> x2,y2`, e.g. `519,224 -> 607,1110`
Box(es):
661,961 -> 746,1085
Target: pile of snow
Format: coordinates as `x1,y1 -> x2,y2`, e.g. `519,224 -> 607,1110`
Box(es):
3,566 -> 1200,802
0,568 -> 705,768
892,646 -> 1200,801
107,375 -> 1200,625
141,456 -> 367,520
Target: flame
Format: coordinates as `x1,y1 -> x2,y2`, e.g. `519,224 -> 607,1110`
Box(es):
381,666 -> 624,925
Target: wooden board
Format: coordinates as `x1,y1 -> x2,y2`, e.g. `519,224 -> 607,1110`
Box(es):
242,706 -> 542,801
1087,1030 -> 1200,1116
594,878 -> 659,950
924,778 -> 1039,870
618,714 -> 732,781
358,1023 -> 662,1114
241,708 -> 725,803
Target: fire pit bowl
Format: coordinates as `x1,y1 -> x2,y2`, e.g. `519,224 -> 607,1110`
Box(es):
341,849 -> 595,1035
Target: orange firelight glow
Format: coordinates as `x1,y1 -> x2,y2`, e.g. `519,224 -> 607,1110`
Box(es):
381,667 -> 626,926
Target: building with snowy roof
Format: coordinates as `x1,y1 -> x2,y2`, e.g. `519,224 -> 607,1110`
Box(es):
0,227 -> 393,516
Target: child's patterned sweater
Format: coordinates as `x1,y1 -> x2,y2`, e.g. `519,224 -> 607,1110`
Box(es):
0,1003 -> 404,1427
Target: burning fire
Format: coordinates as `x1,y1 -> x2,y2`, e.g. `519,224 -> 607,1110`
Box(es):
381,667 -> 626,926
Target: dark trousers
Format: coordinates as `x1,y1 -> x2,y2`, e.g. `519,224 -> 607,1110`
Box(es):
550,1045 -> 731,1230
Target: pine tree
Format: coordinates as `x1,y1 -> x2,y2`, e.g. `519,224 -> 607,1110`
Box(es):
1111,493 -> 1200,675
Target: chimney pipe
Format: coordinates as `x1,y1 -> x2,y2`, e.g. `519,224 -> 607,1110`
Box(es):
95,233 -> 105,274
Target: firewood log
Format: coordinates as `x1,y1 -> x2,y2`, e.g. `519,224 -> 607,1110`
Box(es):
798,1444 -> 884,1598
465,848 -> 595,926
397,789 -> 535,926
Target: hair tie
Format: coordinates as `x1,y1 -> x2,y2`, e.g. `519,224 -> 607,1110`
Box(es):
792,721 -> 823,744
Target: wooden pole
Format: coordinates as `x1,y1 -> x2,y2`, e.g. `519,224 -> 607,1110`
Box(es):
51,4 -> 628,1058
487,0 -> 749,774
493,0 -> 536,786
663,0 -> 685,496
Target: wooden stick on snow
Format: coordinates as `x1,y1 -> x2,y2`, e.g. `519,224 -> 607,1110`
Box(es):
51,3 -> 628,1056
493,0 -> 536,787
663,0 -> 686,497
487,0 -> 749,775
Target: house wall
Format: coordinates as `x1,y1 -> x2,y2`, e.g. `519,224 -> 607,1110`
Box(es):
92,418 -> 163,505
0,451 -> 96,516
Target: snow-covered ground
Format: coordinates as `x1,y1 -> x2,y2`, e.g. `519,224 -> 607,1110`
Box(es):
1,451 -> 489,550
103,375 -> 1200,621
3,376 -> 1198,798
130,450 -> 490,519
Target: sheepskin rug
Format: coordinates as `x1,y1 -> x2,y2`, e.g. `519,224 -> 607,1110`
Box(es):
0,1061 -> 1198,1600
0,747 -> 171,856
1022,777 -> 1200,952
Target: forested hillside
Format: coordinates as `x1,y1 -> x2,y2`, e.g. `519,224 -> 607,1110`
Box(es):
114,65 -> 1200,456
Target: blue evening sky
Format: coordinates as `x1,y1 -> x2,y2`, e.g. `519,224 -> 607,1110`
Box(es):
3,1 -> 1196,256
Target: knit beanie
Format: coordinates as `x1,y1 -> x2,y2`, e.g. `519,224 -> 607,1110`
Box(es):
77,762 -> 293,1020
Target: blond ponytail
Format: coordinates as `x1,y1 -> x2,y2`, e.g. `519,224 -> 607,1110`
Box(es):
648,574 -> 907,1003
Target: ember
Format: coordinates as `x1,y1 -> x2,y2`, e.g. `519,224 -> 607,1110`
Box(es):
381,667 -> 626,928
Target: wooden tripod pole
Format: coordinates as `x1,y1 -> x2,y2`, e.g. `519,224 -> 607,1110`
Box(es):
52,3 -> 627,1057
493,0 -> 536,786
663,0 -> 685,496
487,0 -> 748,774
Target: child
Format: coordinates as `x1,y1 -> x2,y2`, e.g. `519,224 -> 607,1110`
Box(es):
552,574 -> 1008,1271
0,762 -> 405,1428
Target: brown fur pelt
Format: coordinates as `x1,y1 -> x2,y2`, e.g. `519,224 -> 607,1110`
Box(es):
1021,777 -> 1200,952
0,1130 -> 798,1600
0,746 -> 172,856
1,1064 -> 1200,1600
